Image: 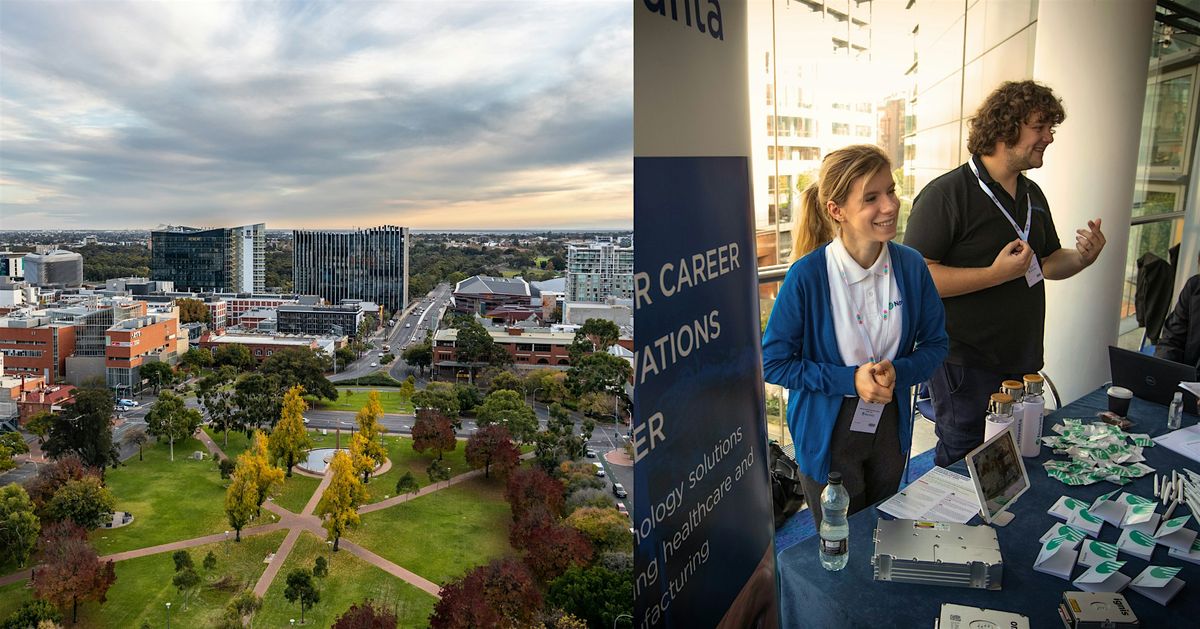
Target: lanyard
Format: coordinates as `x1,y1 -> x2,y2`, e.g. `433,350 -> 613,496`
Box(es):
968,158 -> 1031,241
831,242 -> 893,364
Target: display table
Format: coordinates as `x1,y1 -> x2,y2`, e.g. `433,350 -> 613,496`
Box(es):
777,387 -> 1200,628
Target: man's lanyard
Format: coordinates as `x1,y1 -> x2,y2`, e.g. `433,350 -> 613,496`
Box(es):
968,158 -> 1031,241
831,243 -> 893,364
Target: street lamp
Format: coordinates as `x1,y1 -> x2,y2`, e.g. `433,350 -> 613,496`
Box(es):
165,602 -> 171,629
613,613 -> 632,629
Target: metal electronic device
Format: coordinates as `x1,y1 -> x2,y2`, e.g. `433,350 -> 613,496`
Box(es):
965,426 -> 1030,526
935,603 -> 1029,629
1058,592 -> 1139,629
872,519 -> 1003,590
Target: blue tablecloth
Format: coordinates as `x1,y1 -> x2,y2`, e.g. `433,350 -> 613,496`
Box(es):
777,387 -> 1200,628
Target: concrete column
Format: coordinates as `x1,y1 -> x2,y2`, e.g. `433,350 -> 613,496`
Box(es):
1033,1 -> 1156,403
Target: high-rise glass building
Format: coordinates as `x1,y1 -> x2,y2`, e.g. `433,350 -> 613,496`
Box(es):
150,224 -> 265,293
292,225 -> 409,313
566,237 -> 633,303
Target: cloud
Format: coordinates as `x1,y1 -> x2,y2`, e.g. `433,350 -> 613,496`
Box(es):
0,0 -> 632,230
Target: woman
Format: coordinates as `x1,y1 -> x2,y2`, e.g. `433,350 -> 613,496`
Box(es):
762,144 -> 948,529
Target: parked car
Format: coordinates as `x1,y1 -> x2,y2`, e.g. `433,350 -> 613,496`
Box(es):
612,483 -> 627,499
617,503 -> 628,515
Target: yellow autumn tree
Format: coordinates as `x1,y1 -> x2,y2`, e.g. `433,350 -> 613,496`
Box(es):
352,391 -> 389,483
315,450 -> 366,551
224,469 -> 258,542
237,430 -> 284,513
268,386 -> 313,477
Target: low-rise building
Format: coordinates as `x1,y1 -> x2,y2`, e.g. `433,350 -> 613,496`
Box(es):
0,312 -> 76,383
276,301 -> 376,337
105,312 -> 186,394
451,276 -> 537,316
432,325 -> 577,378
200,332 -> 340,362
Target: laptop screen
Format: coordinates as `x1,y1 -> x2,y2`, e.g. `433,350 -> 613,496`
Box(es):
1108,345 -> 1198,414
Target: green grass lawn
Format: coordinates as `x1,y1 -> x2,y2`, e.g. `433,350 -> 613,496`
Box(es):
362,436 -> 474,504
271,473 -> 323,514
314,389 -> 414,414
257,532 -> 436,628
0,531 -> 287,628
347,476 -> 513,585
91,436 -> 232,555
203,425 -> 252,460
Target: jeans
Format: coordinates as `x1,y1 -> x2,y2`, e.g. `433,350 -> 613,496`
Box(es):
929,361 -> 1023,468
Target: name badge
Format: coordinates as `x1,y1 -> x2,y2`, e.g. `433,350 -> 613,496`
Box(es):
1025,255 -> 1044,287
850,400 -> 885,433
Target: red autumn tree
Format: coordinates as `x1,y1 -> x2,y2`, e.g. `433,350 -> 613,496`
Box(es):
332,599 -> 398,628
509,504 -> 555,551
25,453 -> 98,513
411,409 -> 458,461
465,425 -> 520,479
429,557 -> 542,629
31,520 -> 116,623
521,521 -> 594,584
505,467 -> 564,522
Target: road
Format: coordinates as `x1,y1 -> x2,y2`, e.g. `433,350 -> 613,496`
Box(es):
328,283 -> 452,383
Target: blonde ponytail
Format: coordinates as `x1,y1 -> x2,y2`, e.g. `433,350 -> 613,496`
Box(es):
789,144 -> 892,263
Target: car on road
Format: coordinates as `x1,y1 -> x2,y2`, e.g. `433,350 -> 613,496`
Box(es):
617,503 -> 628,515
612,483 -> 627,499
302,417 -> 309,424
586,449 -> 597,458
370,362 -> 378,367
118,399 -> 138,407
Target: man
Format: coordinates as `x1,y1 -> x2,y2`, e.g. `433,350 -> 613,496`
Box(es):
904,80 -> 1107,467
1155,257 -> 1200,371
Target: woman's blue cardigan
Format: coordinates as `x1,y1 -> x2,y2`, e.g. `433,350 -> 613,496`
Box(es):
762,241 -> 949,483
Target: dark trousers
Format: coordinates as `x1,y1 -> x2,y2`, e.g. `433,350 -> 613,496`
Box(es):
930,362 -> 1023,468
799,397 -> 904,531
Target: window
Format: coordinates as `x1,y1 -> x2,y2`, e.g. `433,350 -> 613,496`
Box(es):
254,349 -> 262,356
832,122 -> 850,135
856,125 -> 872,137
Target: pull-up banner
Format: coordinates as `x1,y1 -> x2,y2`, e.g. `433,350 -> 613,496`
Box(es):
633,2 -> 777,627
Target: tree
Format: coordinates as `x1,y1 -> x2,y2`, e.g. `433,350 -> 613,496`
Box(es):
173,566 -> 201,603
268,386 -> 313,477
349,432 -> 376,486
261,347 -> 338,400
233,372 -> 282,432
313,556 -> 328,579
1,600 -> 62,629
429,557 -> 542,629
224,590 -> 262,625
239,431 -> 284,512
394,471 -> 419,495
0,432 -> 28,473
180,347 -> 214,372
26,411 -> 56,446
452,383 -> 484,415
475,390 -> 538,443
172,550 -> 194,572
351,391 -> 388,481
565,488 -> 616,514
412,383 -> 460,418
315,450 -> 366,551
332,599 -> 397,629
120,426 -> 149,461
398,377 -> 415,400
524,369 -> 568,404
411,409 -> 457,461
566,352 -> 632,402
547,565 -> 632,628
176,298 -> 211,324
24,454 -> 97,514
488,370 -> 523,394
203,550 -> 217,571
46,477 -> 116,529
198,368 -> 239,446
145,391 -> 202,461
139,361 -> 175,394
0,483 -> 39,567
506,467 -> 565,522
465,425 -> 519,479
568,318 -> 621,364
334,346 -> 356,372
283,568 -> 320,624
43,388 -> 120,472
31,521 -> 116,624
565,507 -> 632,553
402,342 -> 433,376
224,469 -> 257,541
451,317 -> 510,383
213,344 -> 256,372
521,521 -> 593,583
426,461 -> 452,484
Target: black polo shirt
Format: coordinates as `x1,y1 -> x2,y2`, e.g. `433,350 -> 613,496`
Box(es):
903,155 -> 1062,373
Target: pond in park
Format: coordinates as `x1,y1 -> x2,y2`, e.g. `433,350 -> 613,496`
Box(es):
297,448 -> 348,474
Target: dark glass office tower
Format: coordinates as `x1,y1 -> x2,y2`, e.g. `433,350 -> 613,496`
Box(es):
292,225 -> 409,313
150,224 -> 264,293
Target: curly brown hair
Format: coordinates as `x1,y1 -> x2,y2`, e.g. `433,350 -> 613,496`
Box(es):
967,80 -> 1065,156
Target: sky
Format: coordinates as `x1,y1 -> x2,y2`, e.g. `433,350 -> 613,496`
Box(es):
0,1 -> 632,230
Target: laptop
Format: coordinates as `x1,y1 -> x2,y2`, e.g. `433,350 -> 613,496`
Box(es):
1108,345 -> 1198,414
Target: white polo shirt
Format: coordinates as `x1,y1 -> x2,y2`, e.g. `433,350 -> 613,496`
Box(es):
826,237 -> 902,371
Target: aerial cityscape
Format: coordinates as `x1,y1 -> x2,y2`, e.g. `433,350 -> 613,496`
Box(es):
0,1 -> 633,628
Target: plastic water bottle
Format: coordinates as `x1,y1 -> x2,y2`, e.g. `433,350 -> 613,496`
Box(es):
819,472 -> 850,571
1168,392 -> 1183,430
